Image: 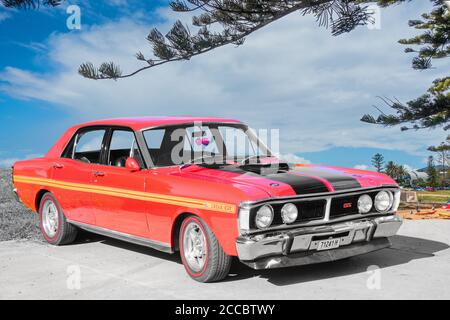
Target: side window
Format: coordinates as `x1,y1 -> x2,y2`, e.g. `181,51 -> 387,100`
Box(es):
108,130 -> 143,168
73,129 -> 106,164
143,129 -> 167,166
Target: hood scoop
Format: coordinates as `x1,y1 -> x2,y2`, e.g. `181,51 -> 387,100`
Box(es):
239,162 -> 291,176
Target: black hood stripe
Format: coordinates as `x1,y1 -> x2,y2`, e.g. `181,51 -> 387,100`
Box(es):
207,165 -> 329,195
293,167 -> 361,191
264,172 -> 330,194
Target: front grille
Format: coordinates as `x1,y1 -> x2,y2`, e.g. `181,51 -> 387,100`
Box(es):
330,195 -> 360,218
245,187 -> 398,232
330,191 -> 380,218
297,200 -> 327,221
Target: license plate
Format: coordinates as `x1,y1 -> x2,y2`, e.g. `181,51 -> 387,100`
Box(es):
317,239 -> 340,251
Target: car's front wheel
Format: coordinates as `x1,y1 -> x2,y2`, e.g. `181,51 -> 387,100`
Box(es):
39,192 -> 78,245
179,216 -> 232,282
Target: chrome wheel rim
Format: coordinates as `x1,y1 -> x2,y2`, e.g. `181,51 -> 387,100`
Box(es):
42,199 -> 58,238
182,221 -> 207,272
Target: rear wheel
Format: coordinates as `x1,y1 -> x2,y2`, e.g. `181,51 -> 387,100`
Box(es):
39,192 -> 77,245
179,216 -> 232,283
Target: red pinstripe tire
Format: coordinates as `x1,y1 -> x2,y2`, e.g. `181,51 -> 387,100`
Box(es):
179,216 -> 232,282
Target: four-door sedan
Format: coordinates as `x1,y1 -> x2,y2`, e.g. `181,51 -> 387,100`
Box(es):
12,117 -> 402,282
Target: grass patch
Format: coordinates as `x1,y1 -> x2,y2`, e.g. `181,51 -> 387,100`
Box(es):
0,169 -> 41,241
417,191 -> 450,204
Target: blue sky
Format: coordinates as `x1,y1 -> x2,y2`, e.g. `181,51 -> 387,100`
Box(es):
0,1 -> 448,170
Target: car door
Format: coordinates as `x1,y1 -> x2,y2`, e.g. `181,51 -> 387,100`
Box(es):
51,127 -> 108,225
90,127 -> 150,238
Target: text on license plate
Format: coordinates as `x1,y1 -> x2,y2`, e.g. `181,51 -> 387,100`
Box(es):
317,239 -> 340,251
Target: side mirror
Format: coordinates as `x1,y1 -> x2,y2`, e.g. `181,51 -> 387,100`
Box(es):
125,157 -> 140,172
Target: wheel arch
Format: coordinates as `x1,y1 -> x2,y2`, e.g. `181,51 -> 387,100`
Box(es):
35,189 -> 51,211
171,212 -> 195,252
170,209 -> 238,257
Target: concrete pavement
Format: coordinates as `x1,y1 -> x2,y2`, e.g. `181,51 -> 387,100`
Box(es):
0,220 -> 449,299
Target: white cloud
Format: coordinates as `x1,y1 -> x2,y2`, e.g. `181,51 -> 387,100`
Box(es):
278,153 -> 311,164
0,8 -> 12,22
402,164 -> 416,172
0,2 -> 448,158
107,0 -> 129,6
354,164 -> 371,171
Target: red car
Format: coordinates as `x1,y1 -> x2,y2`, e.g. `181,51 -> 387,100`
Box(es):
12,117 -> 402,282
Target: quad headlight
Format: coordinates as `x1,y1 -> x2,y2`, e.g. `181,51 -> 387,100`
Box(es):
281,203 -> 298,224
374,191 -> 394,213
255,204 -> 274,229
358,194 -> 373,214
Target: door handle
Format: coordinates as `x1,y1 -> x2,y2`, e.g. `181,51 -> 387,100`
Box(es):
92,171 -> 105,177
53,163 -> 64,169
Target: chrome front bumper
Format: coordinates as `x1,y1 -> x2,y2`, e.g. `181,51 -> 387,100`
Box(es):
236,215 -> 402,270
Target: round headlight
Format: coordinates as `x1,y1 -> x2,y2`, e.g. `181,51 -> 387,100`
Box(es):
281,203 -> 298,224
255,205 -> 274,229
375,191 -> 393,212
358,194 -> 373,214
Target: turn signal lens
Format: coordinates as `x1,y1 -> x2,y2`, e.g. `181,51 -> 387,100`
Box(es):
392,190 -> 401,212
238,208 -> 250,231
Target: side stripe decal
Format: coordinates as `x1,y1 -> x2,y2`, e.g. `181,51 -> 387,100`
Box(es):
14,175 -> 236,214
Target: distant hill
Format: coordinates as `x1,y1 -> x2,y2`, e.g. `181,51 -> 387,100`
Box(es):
417,165 -> 448,172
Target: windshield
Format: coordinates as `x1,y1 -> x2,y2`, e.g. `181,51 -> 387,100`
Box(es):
142,123 -> 273,167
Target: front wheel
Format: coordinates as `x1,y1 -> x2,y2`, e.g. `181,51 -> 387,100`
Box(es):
179,216 -> 232,282
39,192 -> 78,245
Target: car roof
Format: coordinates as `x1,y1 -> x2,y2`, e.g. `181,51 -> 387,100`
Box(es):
74,116 -> 242,131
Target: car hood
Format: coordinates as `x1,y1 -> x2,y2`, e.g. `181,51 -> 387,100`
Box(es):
176,163 -> 397,198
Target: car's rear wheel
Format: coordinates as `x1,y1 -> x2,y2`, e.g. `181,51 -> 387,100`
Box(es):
39,192 -> 77,245
179,216 -> 232,283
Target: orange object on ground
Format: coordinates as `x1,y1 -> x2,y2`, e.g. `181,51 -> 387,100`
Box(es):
415,210 -> 437,216
439,212 -> 450,219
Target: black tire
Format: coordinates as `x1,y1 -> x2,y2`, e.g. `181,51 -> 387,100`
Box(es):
39,192 -> 77,245
179,215 -> 232,283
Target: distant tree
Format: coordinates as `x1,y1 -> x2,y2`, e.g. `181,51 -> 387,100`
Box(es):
426,156 -> 440,188
414,178 -> 427,188
1,0 -> 61,9
396,164 -> 409,186
384,161 -> 398,180
428,135 -> 450,185
384,161 -> 408,185
361,3 -> 449,131
371,153 -> 385,172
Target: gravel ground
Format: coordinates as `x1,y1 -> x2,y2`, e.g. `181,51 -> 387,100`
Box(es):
0,169 -> 41,241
